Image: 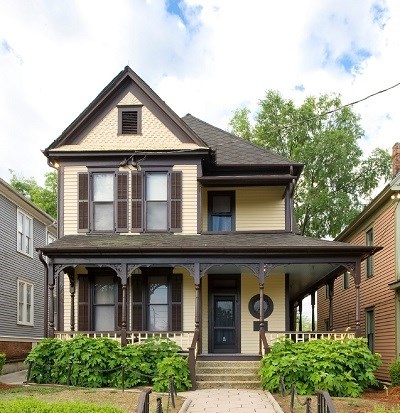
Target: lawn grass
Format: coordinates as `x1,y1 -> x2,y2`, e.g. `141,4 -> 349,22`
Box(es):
0,385 -> 184,413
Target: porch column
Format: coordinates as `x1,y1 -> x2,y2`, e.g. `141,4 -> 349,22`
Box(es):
48,263 -> 55,338
298,301 -> 303,331
311,291 -> 316,331
65,269 -> 75,331
353,261 -> 362,337
38,251 -> 49,337
120,265 -> 128,346
328,280 -> 334,331
259,282 -> 265,354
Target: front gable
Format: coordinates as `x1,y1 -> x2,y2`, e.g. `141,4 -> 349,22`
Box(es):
46,67 -> 207,155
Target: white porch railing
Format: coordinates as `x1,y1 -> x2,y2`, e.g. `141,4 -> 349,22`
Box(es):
54,331 -> 195,350
265,331 -> 355,345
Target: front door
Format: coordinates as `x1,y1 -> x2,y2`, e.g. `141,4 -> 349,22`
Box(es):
209,275 -> 240,353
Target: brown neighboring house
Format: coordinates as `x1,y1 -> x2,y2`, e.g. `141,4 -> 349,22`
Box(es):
318,143 -> 400,382
37,66 -> 380,388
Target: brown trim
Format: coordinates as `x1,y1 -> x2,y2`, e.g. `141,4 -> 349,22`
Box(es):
198,175 -> 298,186
58,166 -> 64,238
77,172 -> 89,232
45,67 -> 207,152
118,105 -> 142,135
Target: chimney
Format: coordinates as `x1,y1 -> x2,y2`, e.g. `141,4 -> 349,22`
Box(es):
392,143 -> 400,178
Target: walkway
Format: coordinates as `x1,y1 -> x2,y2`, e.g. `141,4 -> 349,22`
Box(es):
0,369 -> 27,385
178,389 -> 283,413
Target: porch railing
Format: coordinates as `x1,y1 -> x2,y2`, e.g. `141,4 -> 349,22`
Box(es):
54,331 -> 195,350
266,331 -> 355,345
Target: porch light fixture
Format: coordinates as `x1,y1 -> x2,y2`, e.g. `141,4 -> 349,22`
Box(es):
391,191 -> 400,200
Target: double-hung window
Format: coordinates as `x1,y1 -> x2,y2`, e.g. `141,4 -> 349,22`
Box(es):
208,191 -> 235,232
145,172 -> 168,231
78,271 -> 123,331
17,280 -> 34,325
132,170 -> 182,232
132,269 -> 182,332
366,228 -> 374,278
17,209 -> 33,257
78,171 -> 128,233
366,308 -> 375,352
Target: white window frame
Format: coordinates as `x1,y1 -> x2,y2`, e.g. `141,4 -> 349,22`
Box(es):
17,279 -> 34,326
17,209 -> 33,257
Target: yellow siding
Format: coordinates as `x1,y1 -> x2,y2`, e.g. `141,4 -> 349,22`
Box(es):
202,187 -> 285,231
63,166 -> 87,236
63,164 -> 197,235
174,165 -> 198,234
175,267 -> 195,330
241,273 -> 286,353
54,92 -> 202,152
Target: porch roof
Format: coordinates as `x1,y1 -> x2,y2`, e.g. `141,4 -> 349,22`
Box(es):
39,232 -> 378,259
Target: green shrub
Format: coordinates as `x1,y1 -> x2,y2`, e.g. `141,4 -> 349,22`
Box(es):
25,336 -> 184,389
0,353 -> 5,375
0,398 -> 123,413
53,336 -> 123,387
139,337 -> 182,375
153,355 -> 191,392
389,359 -> 400,385
25,338 -> 64,383
259,338 -> 381,397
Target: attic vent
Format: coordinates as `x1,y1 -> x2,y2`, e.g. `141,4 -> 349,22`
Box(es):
118,106 -> 142,135
122,111 -> 138,134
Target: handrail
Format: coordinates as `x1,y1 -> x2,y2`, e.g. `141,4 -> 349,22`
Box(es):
188,329 -> 199,390
136,388 -> 152,413
260,329 -> 270,355
316,390 -> 336,413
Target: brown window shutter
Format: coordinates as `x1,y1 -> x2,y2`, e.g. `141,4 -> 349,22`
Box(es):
122,111 -> 138,134
78,275 -> 89,330
78,173 -> 89,232
132,275 -> 143,330
171,274 -> 182,331
170,171 -> 182,233
116,172 -> 128,232
131,172 -> 143,232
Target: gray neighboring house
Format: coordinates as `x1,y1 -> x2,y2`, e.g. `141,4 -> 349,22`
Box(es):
0,177 -> 56,368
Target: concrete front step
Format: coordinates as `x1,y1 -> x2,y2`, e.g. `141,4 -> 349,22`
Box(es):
195,359 -> 261,389
196,380 -> 262,390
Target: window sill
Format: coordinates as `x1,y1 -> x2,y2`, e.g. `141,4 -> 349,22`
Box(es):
16,250 -> 33,259
17,322 -> 34,327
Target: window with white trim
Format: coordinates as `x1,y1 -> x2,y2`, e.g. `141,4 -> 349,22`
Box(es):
17,209 -> 33,257
17,280 -> 34,325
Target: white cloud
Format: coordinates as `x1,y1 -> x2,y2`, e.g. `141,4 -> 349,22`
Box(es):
0,0 -> 399,185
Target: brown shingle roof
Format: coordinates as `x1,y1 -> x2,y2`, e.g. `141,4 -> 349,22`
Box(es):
39,233 -> 377,259
182,114 -> 303,169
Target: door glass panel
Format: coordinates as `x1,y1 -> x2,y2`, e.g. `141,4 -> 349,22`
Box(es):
215,299 -> 234,327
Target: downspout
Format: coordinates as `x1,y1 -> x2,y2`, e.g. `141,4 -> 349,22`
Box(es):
38,251 -> 49,338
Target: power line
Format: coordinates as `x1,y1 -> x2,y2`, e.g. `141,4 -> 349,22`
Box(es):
272,81 -> 400,132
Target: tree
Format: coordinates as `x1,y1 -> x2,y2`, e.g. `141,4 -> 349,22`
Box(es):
229,91 -> 391,238
9,170 -> 57,218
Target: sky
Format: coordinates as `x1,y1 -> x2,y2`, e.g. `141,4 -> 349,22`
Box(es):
1,0 -> 400,186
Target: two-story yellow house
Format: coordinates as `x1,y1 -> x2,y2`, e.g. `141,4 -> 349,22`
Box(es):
38,66 -> 378,388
